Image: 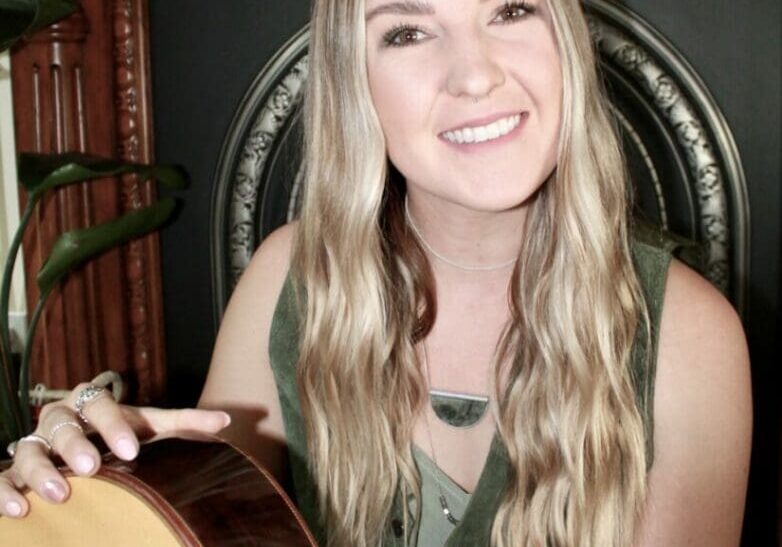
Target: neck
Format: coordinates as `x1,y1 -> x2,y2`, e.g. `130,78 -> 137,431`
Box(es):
405,191 -> 527,280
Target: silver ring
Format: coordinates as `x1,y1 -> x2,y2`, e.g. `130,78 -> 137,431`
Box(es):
48,420 -> 84,444
90,371 -> 124,402
75,385 -> 108,423
6,434 -> 52,459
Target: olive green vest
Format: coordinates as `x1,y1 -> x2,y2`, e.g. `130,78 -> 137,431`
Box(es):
268,237 -> 677,546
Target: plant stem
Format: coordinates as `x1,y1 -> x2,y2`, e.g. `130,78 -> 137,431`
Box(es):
0,197 -> 36,439
19,290 -> 50,433
0,198 -> 35,373
0,330 -> 23,440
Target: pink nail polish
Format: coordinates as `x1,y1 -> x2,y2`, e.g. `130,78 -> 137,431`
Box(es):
42,480 -> 66,502
116,437 -> 137,460
5,500 -> 22,517
75,454 -> 95,474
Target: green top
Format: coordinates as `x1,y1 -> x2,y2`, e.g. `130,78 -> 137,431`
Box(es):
411,444 -> 471,546
268,238 -> 677,546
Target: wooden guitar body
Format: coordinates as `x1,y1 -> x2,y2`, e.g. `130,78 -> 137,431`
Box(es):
0,434 -> 318,546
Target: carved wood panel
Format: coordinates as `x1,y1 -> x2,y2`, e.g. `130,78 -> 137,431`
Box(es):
10,0 -> 165,404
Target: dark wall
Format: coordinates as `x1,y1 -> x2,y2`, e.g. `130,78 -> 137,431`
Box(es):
612,3 -> 781,544
149,0 -> 312,401
149,1 -> 781,544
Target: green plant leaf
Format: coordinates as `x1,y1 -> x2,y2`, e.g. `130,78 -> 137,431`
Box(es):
18,152 -> 188,198
0,0 -> 78,52
36,198 -> 177,295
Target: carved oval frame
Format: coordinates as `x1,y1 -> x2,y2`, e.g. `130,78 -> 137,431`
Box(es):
585,0 -> 749,314
210,1 -> 749,323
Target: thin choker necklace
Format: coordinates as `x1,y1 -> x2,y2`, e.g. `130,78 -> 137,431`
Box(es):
404,196 -> 517,272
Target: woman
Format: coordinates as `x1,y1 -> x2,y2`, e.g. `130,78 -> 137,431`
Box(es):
0,1 -> 751,546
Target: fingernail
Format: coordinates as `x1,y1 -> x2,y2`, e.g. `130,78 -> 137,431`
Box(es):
5,500 -> 22,517
75,454 -> 95,474
221,412 -> 231,427
116,437 -> 137,460
42,480 -> 66,502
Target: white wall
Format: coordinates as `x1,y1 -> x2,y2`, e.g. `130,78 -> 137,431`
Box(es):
0,50 -> 27,351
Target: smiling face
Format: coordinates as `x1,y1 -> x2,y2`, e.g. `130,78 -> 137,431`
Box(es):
365,0 -> 563,213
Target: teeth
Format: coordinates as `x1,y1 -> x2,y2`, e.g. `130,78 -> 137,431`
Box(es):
443,114 -> 522,145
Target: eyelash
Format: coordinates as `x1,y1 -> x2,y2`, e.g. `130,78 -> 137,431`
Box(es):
495,1 -> 535,24
381,1 -> 535,48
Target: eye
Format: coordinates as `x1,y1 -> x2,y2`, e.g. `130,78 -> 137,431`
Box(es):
493,1 -> 534,24
382,25 -> 428,48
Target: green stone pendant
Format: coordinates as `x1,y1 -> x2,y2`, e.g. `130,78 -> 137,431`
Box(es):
429,389 -> 489,428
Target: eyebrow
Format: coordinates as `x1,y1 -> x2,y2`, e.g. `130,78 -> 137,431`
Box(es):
365,0 -> 493,23
365,1 -> 434,22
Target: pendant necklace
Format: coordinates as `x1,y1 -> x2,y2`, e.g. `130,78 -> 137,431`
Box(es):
429,389 -> 489,429
406,194 -> 500,525
421,341 -> 460,525
420,341 -> 492,526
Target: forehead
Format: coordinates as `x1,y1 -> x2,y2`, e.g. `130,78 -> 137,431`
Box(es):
363,0 -> 503,15
364,0 -> 551,22
364,0 -> 498,6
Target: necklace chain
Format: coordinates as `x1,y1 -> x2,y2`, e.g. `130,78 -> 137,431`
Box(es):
404,196 -> 518,272
421,341 -> 461,526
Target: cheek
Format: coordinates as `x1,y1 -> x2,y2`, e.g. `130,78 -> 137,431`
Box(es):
508,40 -> 562,115
367,56 -> 437,156
542,51 -> 564,130
544,57 -> 564,168
538,57 -> 563,164
507,44 -> 563,164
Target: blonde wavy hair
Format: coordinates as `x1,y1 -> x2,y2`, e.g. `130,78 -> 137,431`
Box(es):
292,1 -> 650,545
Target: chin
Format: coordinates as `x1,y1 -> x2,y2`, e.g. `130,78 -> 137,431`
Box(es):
449,173 -> 551,213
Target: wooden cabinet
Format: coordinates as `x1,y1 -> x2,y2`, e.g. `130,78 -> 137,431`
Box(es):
10,0 -> 166,404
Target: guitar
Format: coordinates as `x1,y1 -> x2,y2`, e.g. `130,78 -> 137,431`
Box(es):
0,432 -> 318,546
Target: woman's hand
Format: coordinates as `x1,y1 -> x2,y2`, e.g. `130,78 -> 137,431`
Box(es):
0,382 -> 231,518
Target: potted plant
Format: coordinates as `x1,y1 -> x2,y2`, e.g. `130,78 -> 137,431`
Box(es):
0,0 -> 188,451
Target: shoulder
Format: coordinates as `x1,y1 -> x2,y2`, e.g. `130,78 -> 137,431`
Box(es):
212,221 -> 298,357
201,219 -> 297,373
242,221 -> 298,286
656,259 -> 749,399
216,221 -> 297,333
637,258 -> 752,546
197,222 -> 298,477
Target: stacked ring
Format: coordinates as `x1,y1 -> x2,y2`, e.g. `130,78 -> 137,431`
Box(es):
74,385 -> 108,423
6,434 -> 52,459
48,420 -> 84,444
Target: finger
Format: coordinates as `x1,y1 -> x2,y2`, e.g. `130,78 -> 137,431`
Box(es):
78,395 -> 139,461
133,407 -> 232,436
0,474 -> 28,518
41,407 -> 100,476
61,382 -> 97,409
11,442 -> 70,504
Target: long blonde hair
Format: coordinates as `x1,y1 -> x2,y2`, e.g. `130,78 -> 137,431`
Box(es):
292,1 -> 649,545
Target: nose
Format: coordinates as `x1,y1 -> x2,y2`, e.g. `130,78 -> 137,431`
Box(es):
444,40 -> 505,101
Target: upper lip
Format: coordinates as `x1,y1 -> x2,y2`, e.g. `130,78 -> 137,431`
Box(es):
439,110 -> 525,134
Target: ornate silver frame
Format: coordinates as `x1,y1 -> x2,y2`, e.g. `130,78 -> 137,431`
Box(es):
210,2 -> 749,325
586,0 -> 749,314
210,27 -> 310,321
